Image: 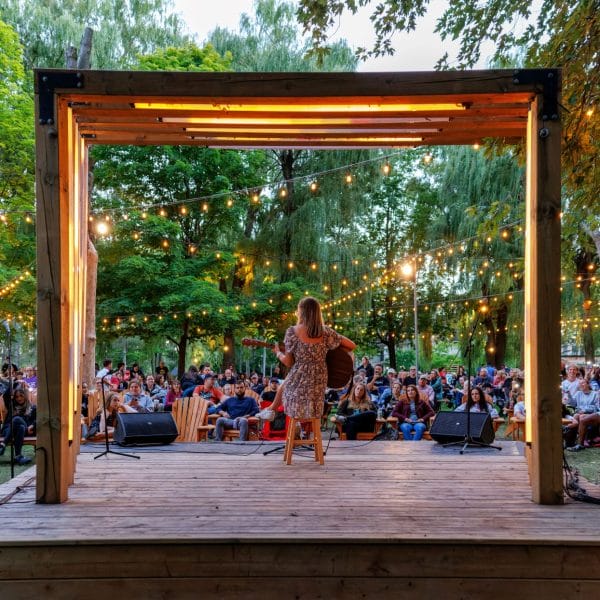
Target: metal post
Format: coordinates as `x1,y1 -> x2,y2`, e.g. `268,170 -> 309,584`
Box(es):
413,262 -> 419,374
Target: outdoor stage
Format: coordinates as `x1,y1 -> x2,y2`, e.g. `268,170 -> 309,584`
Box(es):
1,440 -> 599,598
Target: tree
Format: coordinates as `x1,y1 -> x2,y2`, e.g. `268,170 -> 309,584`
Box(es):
0,20 -> 36,328
0,0 -> 188,69
297,0 -> 600,248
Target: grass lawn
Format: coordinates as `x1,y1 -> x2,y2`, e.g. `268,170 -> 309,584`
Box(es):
564,448 -> 600,486
0,445 -> 36,485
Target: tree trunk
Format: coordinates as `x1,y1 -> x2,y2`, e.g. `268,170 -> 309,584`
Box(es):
386,333 -> 397,370
223,331 -> 235,371
279,150 -> 296,282
422,330 -> 432,363
176,318 -> 190,379
492,303 -> 509,368
575,249 -> 596,363
77,27 -> 93,69
65,46 -> 77,68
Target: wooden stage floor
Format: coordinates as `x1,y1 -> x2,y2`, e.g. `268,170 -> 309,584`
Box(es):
1,440 -> 599,598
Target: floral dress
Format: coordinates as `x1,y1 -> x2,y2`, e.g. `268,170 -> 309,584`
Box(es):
282,325 -> 342,419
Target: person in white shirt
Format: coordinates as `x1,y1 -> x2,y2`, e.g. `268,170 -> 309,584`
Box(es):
561,364 -> 582,407
565,379 -> 600,452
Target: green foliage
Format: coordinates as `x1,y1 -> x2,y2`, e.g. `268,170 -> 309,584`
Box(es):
0,0 -> 189,69
0,19 -> 36,325
137,42 -> 232,72
208,0 -> 357,72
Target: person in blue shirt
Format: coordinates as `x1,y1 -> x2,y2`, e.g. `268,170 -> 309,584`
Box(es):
214,381 -> 259,441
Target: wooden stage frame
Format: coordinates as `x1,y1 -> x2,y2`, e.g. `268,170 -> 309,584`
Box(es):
33,69 -> 562,505
1,441 -> 599,597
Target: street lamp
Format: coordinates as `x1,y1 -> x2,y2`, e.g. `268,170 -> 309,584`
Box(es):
400,260 -> 419,374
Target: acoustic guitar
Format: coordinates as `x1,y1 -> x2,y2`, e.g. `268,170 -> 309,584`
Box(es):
241,338 -> 354,389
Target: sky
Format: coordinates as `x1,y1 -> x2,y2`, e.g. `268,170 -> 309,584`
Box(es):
172,0 -> 495,71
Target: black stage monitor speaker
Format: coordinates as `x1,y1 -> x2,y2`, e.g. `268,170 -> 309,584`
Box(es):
114,412 -> 178,446
429,411 -> 495,445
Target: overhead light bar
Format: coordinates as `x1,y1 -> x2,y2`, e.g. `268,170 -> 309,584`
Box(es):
164,116 -> 451,125
135,102 -> 466,113
185,127 -> 438,134
188,135 -> 424,143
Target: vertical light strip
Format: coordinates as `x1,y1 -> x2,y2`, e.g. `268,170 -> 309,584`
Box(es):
524,101 -> 536,444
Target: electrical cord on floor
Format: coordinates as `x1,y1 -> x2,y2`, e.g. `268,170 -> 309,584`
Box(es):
563,448 -> 600,505
0,475 -> 36,505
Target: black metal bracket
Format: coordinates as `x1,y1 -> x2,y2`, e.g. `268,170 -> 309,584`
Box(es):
512,69 -> 559,121
37,71 -> 84,125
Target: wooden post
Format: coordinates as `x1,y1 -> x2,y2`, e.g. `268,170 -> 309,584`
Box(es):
35,97 -> 71,503
524,93 -> 563,504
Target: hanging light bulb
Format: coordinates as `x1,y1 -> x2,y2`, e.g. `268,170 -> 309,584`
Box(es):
96,221 -> 110,236
310,181 -> 318,192
382,162 -> 391,175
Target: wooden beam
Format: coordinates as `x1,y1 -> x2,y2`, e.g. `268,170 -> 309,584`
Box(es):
525,94 -> 563,504
35,68 -> 543,98
35,95 -> 71,502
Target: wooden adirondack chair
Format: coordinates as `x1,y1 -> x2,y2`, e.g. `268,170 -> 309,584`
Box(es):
171,396 -> 213,442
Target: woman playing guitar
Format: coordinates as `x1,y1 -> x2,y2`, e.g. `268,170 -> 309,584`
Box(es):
255,297 -> 356,421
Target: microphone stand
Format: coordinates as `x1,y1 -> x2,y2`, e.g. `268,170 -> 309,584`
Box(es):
4,322 -> 15,478
94,374 -> 139,460
443,309 -> 502,454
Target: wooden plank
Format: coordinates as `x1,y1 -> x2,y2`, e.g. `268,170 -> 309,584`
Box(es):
32,68 -> 546,98
35,90 -> 71,503
72,105 -> 531,121
2,577 -> 599,600
525,93 -> 563,504
2,542 -> 599,580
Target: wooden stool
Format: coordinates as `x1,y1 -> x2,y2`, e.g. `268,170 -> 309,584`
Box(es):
284,418 -> 324,465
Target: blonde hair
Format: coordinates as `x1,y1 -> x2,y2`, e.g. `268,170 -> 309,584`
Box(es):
297,296 -> 324,338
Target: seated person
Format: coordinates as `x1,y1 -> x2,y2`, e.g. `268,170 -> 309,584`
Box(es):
454,386 -> 499,418
335,382 -> 377,440
564,378 -> 599,451
416,375 -> 435,407
260,378 -> 279,404
123,381 -> 154,413
218,368 -> 237,388
0,386 -> 36,465
366,363 -> 390,400
92,392 -> 136,437
164,380 -> 182,412
391,384 -> 435,441
379,381 -> 404,417
180,365 -> 200,394
214,381 -> 259,441
186,374 -> 224,409
144,375 -> 167,410
513,392 -> 526,420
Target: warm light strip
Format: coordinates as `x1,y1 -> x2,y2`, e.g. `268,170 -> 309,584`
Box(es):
188,135 -> 424,143
185,127 -> 439,134
135,102 -> 466,113
165,116 -> 451,125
